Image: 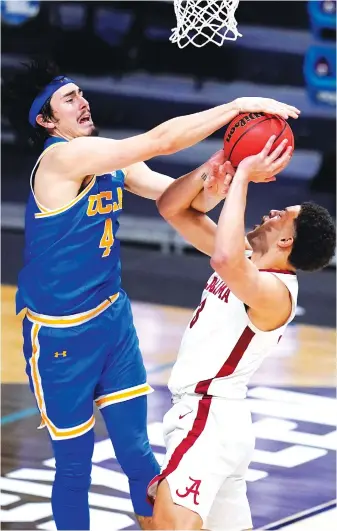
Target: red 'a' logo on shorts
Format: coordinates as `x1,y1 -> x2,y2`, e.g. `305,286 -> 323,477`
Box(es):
176,477 -> 201,505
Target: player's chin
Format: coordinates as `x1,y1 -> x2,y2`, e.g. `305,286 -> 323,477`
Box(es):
78,121 -> 96,136
247,225 -> 260,236
246,229 -> 256,242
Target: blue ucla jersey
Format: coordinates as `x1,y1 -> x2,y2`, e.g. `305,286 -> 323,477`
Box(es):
16,137 -> 126,315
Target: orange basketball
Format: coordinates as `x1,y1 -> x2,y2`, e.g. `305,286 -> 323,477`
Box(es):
223,112 -> 294,168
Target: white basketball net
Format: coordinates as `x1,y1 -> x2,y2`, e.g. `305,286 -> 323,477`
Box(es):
170,0 -> 242,48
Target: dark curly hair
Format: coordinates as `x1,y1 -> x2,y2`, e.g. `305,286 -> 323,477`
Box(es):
289,202 -> 336,271
2,57 -> 61,150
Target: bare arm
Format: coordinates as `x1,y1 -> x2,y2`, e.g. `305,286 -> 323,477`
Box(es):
156,156 -> 252,256
156,151 -> 228,218
48,97 -> 299,183
49,102 -> 239,181
210,138 -> 293,325
125,161 -> 225,213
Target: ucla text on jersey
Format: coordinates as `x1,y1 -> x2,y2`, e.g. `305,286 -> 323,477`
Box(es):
17,137 -> 126,316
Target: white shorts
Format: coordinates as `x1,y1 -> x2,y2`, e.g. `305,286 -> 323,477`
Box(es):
148,394 -> 255,531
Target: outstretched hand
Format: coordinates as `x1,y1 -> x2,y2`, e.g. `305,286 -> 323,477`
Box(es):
237,136 -> 293,183
234,97 -> 300,120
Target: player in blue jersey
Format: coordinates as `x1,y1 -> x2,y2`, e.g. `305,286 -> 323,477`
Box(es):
3,58 -> 300,530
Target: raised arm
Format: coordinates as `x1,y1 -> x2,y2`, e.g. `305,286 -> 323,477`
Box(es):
124,154 -> 228,213
49,97 -> 300,182
156,135 -> 294,263
210,137 -> 293,327
48,102 -> 239,181
155,153 -> 244,257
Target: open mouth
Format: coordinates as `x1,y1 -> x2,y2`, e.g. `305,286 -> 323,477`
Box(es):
78,115 -> 91,125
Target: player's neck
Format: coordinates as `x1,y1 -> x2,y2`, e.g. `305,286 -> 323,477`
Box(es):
250,251 -> 295,273
52,131 -> 73,142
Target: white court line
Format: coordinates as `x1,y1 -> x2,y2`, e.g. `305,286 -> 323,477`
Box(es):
258,499 -> 336,530
283,508 -> 336,530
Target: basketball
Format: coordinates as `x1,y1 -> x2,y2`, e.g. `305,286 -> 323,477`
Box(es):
223,112 -> 294,168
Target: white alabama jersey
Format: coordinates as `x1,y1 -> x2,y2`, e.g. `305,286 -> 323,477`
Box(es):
168,268 -> 298,400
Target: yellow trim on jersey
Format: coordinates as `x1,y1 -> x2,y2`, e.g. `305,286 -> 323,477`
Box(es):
30,323 -> 95,440
30,143 -> 64,213
31,141 -> 126,216
36,202 -> 50,213
26,293 -> 119,328
95,383 -> 154,408
35,175 -> 96,218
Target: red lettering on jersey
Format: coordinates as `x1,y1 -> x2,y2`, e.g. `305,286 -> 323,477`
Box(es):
221,288 -> 231,303
205,275 -> 231,303
214,283 -> 226,298
207,276 -> 218,293
176,477 -> 201,505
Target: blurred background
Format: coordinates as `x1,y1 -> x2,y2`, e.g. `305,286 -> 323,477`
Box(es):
1,1 -> 336,530
1,0 -> 336,315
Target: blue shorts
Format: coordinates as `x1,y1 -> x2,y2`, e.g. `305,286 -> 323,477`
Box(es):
22,290 -> 153,440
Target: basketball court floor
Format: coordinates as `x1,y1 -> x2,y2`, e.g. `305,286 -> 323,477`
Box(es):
1,282 -> 336,530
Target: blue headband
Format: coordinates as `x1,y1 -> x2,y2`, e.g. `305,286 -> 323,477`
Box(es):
28,76 -> 75,128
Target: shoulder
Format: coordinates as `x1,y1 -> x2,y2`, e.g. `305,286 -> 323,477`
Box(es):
37,140 -> 82,181
248,271 -> 295,331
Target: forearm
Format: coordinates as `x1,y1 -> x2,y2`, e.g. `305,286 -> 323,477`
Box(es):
212,170 -> 249,264
167,210 -> 217,257
153,101 -> 239,155
157,162 -> 226,218
191,188 -> 225,213
163,208 -> 252,257
157,164 -> 208,218
157,97 -> 300,155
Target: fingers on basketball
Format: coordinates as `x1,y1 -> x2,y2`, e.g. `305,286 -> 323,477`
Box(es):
262,135 -> 277,157
271,146 -> 293,173
224,113 -> 294,168
267,138 -> 289,162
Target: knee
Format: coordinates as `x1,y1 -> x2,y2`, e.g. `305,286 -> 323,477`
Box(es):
53,432 -> 94,491
55,455 -> 92,491
115,436 -> 159,480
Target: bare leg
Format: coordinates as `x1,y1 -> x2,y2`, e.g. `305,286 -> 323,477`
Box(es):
152,479 -> 203,530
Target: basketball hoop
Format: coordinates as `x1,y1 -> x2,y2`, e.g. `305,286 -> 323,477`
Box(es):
170,0 -> 242,48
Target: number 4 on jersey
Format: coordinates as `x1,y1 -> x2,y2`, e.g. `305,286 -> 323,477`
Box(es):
189,298 -> 206,329
100,218 -> 114,257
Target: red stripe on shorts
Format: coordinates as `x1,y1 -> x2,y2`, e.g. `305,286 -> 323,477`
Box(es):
195,326 -> 255,395
147,394 -> 212,505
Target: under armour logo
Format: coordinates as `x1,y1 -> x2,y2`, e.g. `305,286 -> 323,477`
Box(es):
54,351 -> 67,358
176,477 -> 201,505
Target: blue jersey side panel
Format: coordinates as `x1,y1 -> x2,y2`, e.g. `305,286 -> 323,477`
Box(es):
17,139 -> 126,315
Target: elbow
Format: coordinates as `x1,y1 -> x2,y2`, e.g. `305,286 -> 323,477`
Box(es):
156,196 -> 168,218
210,252 -> 233,272
156,196 -> 177,220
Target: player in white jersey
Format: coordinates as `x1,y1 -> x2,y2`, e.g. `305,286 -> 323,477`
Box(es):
148,137 -> 336,530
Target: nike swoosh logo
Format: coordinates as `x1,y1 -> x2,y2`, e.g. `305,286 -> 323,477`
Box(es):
179,411 -> 192,420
